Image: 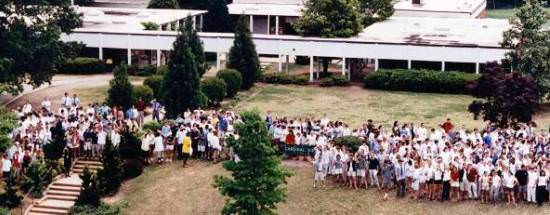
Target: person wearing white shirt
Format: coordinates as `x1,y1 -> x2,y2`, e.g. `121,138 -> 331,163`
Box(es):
96,129 -> 107,158
111,130 -> 121,147
41,97 -> 52,112
527,167 -> 538,203
2,155 -> 12,178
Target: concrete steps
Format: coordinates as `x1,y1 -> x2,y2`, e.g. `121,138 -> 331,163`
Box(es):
24,158 -> 103,215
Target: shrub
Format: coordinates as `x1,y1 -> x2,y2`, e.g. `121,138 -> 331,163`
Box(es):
363,69 -> 479,94
22,161 -> 52,198
122,159 -> 144,179
216,69 -> 242,98
262,73 -> 310,85
294,56 -> 310,65
69,202 -> 126,215
119,131 -> 145,161
59,57 -> 106,74
142,121 -> 162,133
333,136 -> 362,152
141,21 -> 160,30
143,75 -> 163,100
128,65 -> 157,76
319,75 -> 349,87
76,167 -> 100,207
201,78 -> 227,106
0,172 -> 22,208
132,85 -> 154,104
0,207 -> 9,215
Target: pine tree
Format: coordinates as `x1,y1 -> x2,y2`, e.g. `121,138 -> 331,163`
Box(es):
183,16 -> 207,77
0,172 -> 22,209
227,16 -> 261,90
214,110 -> 292,215
22,160 -> 52,198
97,138 -> 124,196
76,167 -> 101,207
43,121 -> 66,161
148,0 -> 179,8
107,64 -> 134,111
162,23 -> 207,118
203,0 -> 233,32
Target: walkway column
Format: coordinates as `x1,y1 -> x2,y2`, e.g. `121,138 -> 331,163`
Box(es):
156,50 -> 161,67
216,52 -> 221,70
278,54 -> 282,72
275,16 -> 279,35
374,59 -> 379,71
267,15 -> 270,34
193,16 -> 197,30
309,56 -> 314,82
127,49 -> 131,65
441,61 -> 445,71
249,15 -> 254,33
341,57 -> 346,77
199,15 -> 203,31
407,60 -> 412,69
99,47 -> 103,60
475,63 -> 480,74
285,55 -> 289,73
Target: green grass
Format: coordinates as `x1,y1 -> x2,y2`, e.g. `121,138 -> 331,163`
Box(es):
487,8 -> 550,19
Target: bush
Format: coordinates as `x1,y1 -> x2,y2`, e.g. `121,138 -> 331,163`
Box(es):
22,161 -> 52,198
201,78 -> 227,106
143,75 -> 163,100
363,69 -> 479,94
69,202 -> 125,215
333,136 -> 362,152
294,56 -> 310,65
119,131 -> 144,161
319,75 -> 349,87
128,65 -> 157,76
122,159 -> 144,179
262,73 -> 310,85
59,57 -> 106,74
216,69 -> 242,98
141,21 -> 160,30
0,207 -> 10,215
142,121 -> 162,133
132,85 -> 154,104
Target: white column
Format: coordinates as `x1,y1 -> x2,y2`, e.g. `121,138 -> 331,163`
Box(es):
407,60 -> 412,69
374,59 -> 379,71
475,63 -> 480,74
216,52 -> 221,70
267,15 -> 270,34
173,21 -> 179,31
275,16 -> 279,35
199,15 -> 203,31
249,15 -> 254,33
156,50 -> 161,67
309,56 -> 314,82
278,54 -> 282,72
127,49 -> 131,65
192,16 -> 197,30
341,57 -> 346,76
285,55 -> 290,73
441,61 -> 445,71
99,48 -> 103,60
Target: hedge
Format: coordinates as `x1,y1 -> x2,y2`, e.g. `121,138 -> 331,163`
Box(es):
58,57 -> 106,74
132,85 -> 154,103
201,77 -> 227,106
216,69 -> 242,98
319,75 -> 349,87
128,64 -> 157,76
261,73 -> 309,85
363,69 -> 480,94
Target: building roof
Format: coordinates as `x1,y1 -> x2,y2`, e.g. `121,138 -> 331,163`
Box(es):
228,3 -> 304,16
393,0 -> 486,18
77,6 -> 206,31
357,17 -> 508,47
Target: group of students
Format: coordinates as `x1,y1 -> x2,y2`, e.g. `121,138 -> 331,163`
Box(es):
266,115 -> 550,206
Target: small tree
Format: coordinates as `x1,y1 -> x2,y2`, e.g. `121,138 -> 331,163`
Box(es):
214,110 -> 292,215
107,64 -> 134,111
227,16 -> 261,89
468,62 -> 539,127
183,16 -> 207,77
148,0 -> 179,8
76,167 -> 101,207
0,172 -> 22,209
43,121 -> 66,162
97,139 -> 124,196
22,160 -> 52,198
162,22 -> 206,118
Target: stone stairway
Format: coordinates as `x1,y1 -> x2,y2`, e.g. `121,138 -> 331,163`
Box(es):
25,159 -> 103,215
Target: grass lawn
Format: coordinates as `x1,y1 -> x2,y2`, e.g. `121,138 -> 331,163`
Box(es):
117,161 -> 550,215
72,76 -> 145,105
227,84 -> 482,129
487,8 -> 550,19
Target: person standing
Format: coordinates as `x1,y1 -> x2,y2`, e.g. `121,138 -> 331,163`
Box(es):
396,158 -> 407,198
515,165 -> 529,202
182,133 -> 192,167
135,97 -> 146,127
151,100 -> 161,122
527,166 -> 538,203
536,170 -> 549,207
63,147 -> 72,177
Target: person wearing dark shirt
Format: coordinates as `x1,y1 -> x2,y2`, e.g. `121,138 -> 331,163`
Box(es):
135,98 -> 146,127
368,154 -> 380,189
515,165 -> 529,202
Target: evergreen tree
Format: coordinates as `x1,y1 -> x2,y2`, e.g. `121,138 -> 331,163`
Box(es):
203,0 -> 233,32
22,160 -> 52,198
148,0 -> 179,8
214,110 -> 292,215
178,0 -> 208,9
502,0 -> 550,99
76,167 -> 101,207
107,64 -> 134,111
0,172 -> 22,209
97,138 -> 124,196
227,16 -> 261,90
43,121 -> 66,161
162,23 -> 206,118
183,16 -> 207,77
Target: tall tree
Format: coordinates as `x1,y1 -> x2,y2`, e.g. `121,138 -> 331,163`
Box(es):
183,16 -> 207,76
162,23 -> 206,118
227,16 -> 261,89
502,0 -> 550,99
107,64 -> 134,111
359,0 -> 394,26
0,0 -> 82,95
148,0 -> 180,8
203,0 -> 233,32
214,110 -> 292,215
294,0 -> 364,76
468,62 -> 539,127
97,138 -> 124,196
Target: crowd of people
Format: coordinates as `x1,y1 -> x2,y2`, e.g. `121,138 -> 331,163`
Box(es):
4,93 -> 550,208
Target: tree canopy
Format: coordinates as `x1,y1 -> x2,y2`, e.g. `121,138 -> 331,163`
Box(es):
294,0 -> 364,38
183,16 -> 207,76
359,0 -> 394,26
203,0 -> 233,32
227,16 -> 261,89
214,110 -> 292,215
148,0 -> 180,9
0,0 -> 82,95
502,0 -> 550,99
